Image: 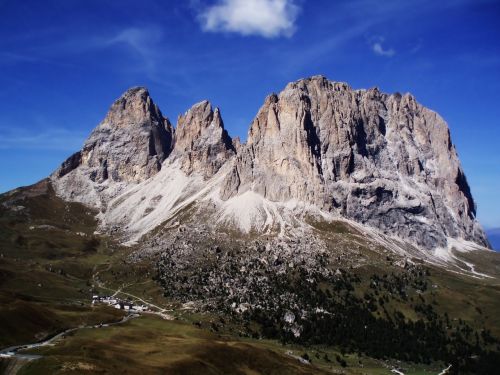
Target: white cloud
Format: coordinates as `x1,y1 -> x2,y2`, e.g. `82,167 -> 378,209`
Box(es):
197,0 -> 300,38
372,41 -> 395,57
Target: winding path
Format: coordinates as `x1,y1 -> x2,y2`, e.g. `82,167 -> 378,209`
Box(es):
438,364 -> 452,374
0,313 -> 139,374
92,263 -> 173,318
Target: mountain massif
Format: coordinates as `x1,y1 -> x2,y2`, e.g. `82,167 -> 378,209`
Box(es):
52,76 -> 487,252
2,76 -> 499,374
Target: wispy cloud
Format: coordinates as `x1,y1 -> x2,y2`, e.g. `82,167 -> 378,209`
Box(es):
0,126 -> 87,151
0,26 -> 163,72
371,37 -> 395,57
0,23 -> 258,98
100,26 -> 164,75
0,51 -> 76,68
196,0 -> 300,38
271,22 -> 376,75
410,38 -> 423,54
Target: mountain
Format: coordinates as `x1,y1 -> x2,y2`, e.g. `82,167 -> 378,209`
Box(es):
487,228 -> 500,250
2,76 -> 500,374
52,76 -> 487,253
54,87 -> 174,208
221,77 -> 486,249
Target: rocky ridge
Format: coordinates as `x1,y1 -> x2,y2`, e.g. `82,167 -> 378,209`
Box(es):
59,87 -> 174,183
220,76 -> 486,249
51,76 -> 489,252
172,100 -> 235,178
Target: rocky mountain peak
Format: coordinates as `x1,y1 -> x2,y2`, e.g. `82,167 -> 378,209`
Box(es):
50,78 -> 487,251
102,86 -> 165,129
53,87 -> 174,207
173,100 -> 235,178
175,100 -> 221,149
222,76 -> 487,249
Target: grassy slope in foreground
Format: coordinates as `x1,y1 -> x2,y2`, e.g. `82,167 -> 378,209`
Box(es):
19,314 -> 440,375
0,180 -> 124,348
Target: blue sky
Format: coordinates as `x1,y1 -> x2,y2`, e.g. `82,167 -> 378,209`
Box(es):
0,0 -> 499,228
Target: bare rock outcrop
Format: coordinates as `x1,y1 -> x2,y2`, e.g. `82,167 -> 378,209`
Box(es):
52,87 -> 174,207
173,100 -> 235,178
221,76 -> 487,249
49,77 -> 488,250
56,87 -> 174,183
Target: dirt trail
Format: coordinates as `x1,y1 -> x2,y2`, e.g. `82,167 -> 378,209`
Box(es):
0,314 -> 138,375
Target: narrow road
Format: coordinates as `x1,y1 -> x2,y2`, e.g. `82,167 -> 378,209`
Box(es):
0,313 -> 139,374
438,364 -> 452,374
92,264 -> 173,317
1,264 -> 172,374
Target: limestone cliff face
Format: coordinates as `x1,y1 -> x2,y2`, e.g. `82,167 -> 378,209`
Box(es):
221,76 -> 487,249
51,89 -> 235,209
173,100 -> 235,178
51,77 -> 488,250
56,87 -> 174,183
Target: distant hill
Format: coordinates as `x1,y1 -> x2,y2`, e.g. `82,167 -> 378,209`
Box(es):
487,228 -> 500,250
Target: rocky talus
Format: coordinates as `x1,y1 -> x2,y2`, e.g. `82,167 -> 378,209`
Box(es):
51,76 -> 488,250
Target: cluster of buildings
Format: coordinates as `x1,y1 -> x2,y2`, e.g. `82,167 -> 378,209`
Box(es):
92,295 -> 148,312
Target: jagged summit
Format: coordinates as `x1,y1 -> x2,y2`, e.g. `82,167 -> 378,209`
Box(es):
174,101 -> 232,149
50,77 -> 488,252
52,86 -> 174,209
220,77 -> 487,249
174,100 -> 235,178
103,86 -> 166,129
55,86 -> 174,183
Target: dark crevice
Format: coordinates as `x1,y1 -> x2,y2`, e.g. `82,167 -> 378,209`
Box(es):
378,115 -> 386,136
455,168 -> 476,218
57,151 -> 82,178
303,110 -> 323,175
355,119 -> 368,157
